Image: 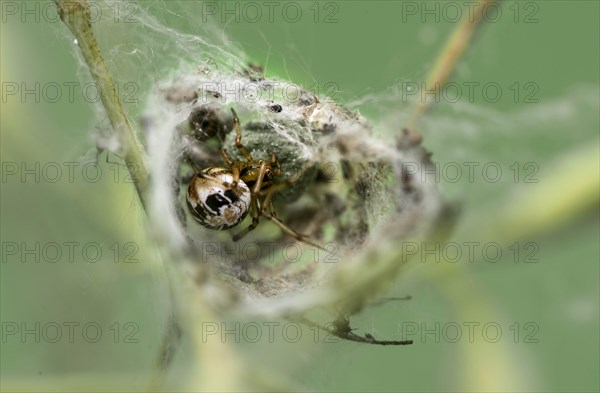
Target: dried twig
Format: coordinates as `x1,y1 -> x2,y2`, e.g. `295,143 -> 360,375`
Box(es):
405,0 -> 500,136
54,0 -> 148,205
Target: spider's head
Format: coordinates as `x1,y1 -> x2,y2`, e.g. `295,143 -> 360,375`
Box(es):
238,161 -> 278,191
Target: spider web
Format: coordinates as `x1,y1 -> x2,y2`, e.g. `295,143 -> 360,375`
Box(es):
64,1 -> 599,319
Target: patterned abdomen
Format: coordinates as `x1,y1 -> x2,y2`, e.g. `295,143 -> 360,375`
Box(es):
187,168 -> 251,230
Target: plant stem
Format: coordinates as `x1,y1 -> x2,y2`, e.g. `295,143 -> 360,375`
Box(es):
296,316 -> 413,346
147,313 -> 182,391
406,0 -> 499,134
54,1 -> 171,387
54,0 -> 148,205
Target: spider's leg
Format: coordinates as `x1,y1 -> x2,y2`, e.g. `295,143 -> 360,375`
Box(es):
220,149 -> 234,167
220,149 -> 243,188
260,159 -> 315,210
230,165 -> 241,189
232,198 -> 260,242
252,161 -> 268,195
262,204 -> 325,251
230,108 -> 253,162
189,159 -> 202,175
258,157 -> 324,250
268,201 -> 278,218
267,149 -> 281,176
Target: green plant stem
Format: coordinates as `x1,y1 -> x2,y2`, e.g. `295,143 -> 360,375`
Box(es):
146,313 -> 182,391
54,0 -> 148,206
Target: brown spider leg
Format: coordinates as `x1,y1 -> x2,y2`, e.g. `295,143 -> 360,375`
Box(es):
230,165 -> 241,189
221,149 -> 242,188
230,108 -> 253,162
262,201 -> 325,251
220,148 -> 234,167
232,198 -> 260,241
231,161 -> 267,242
267,149 -> 281,176
232,161 -> 323,249
260,159 -> 316,212
258,158 -> 325,250
252,161 -> 268,195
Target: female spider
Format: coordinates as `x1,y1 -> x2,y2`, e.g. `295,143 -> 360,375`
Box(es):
187,108 -> 322,249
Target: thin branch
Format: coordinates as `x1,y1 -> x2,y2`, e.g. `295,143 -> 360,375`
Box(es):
54,0 -> 148,205
297,316 -> 413,346
405,0 -> 500,135
147,315 -> 182,392
369,295 -> 412,308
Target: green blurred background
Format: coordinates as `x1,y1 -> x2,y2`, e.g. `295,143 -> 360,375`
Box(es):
1,1 -> 598,391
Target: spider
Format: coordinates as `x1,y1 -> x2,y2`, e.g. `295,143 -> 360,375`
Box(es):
186,108 -> 323,250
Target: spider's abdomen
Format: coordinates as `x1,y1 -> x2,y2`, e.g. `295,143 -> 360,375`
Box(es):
187,168 -> 251,230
